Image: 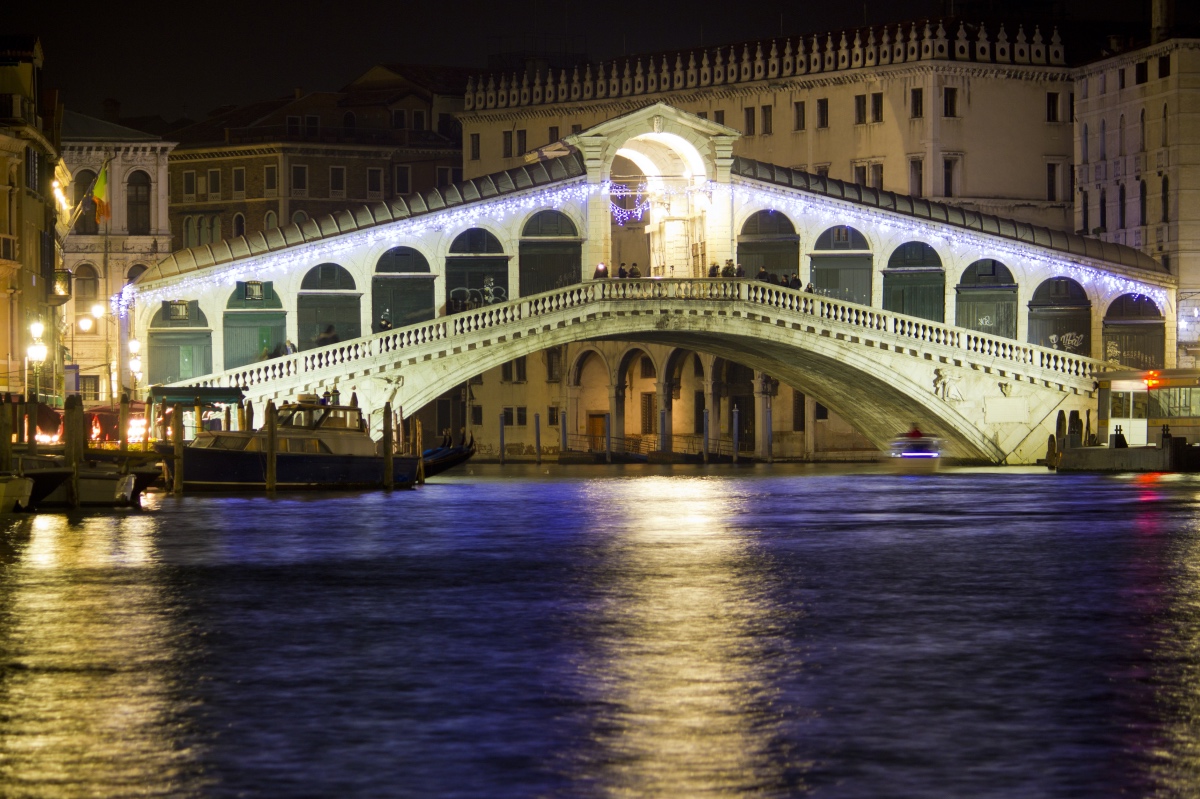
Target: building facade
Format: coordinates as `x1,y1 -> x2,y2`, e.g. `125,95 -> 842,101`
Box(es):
459,20 -> 1077,233
60,111 -> 175,404
0,37 -> 71,405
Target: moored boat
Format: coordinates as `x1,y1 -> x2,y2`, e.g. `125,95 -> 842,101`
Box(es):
157,397 -> 420,491
422,437 -> 476,478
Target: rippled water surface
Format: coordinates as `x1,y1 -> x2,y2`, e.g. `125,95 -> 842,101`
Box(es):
2,464 -> 1200,797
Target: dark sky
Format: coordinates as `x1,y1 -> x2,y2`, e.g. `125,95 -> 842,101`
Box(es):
8,0 -> 1147,123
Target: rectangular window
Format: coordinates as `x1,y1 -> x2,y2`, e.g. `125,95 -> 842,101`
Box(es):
1081,190 -> 1089,232
743,107 -> 756,135
1159,55 -> 1171,79
503,407 -> 514,426
471,405 -> 483,426
696,111 -> 708,120
548,125 -> 559,142
792,390 -> 805,431
871,92 -> 883,123
854,94 -> 867,124
816,164 -> 829,178
1119,69 -> 1126,89
816,98 -> 829,128
793,100 -> 805,130
264,165 -> 277,197
79,375 -> 100,402
547,406 -> 559,426
909,158 -> 923,197
713,110 -> 725,125
232,167 -> 245,197
437,167 -> 452,187
391,109 -> 407,129
761,105 -> 772,135
1046,92 -> 1060,122
854,164 -> 867,185
329,166 -> 346,198
571,123 -> 582,134
411,110 -> 426,131
469,133 -> 480,161
366,168 -> 383,198
501,361 -> 513,382
1135,61 -> 1148,84
640,356 -> 656,379
207,169 -> 221,199
1047,163 -> 1059,201
291,164 -> 307,196
391,165 -> 408,195
516,407 -> 527,426
943,158 -> 955,198
182,170 -> 196,199
870,163 -> 883,189
943,87 -> 957,117
546,348 -> 562,381
515,356 -> 527,383
640,393 -> 658,435
502,130 -> 513,158
304,115 -> 319,135
516,129 -> 527,156
911,88 -> 924,118
286,115 -> 301,136
1069,92 -> 1075,122
815,402 -> 828,420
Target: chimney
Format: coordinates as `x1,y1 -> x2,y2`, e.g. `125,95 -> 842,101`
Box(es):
102,98 -> 121,123
1152,0 -> 1174,43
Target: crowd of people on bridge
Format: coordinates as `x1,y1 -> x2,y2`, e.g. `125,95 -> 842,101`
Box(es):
591,260 -> 813,292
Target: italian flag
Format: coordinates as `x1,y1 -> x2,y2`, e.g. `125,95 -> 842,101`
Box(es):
92,163 -> 110,223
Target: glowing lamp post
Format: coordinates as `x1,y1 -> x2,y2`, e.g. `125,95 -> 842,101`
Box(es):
128,338 -> 142,401
27,321 -> 46,405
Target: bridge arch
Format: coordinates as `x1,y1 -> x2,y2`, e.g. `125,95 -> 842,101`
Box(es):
1103,293 -> 1165,369
884,241 -> 945,323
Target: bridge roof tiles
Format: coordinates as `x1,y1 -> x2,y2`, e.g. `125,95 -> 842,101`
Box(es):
731,157 -> 1163,273
140,153 -> 588,285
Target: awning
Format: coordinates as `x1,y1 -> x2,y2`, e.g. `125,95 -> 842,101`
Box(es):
149,386 -> 246,405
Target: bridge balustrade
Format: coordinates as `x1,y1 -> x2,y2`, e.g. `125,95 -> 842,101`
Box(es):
180,278 -> 1104,394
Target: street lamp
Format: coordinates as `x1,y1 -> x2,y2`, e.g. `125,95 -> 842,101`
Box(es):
128,338 -> 141,401
27,321 -> 46,405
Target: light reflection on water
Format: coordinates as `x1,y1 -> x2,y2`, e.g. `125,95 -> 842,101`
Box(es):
1,465 -> 1200,796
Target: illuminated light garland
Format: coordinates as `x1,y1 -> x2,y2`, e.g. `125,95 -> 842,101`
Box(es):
120,179 -> 602,316
603,180 -> 715,226
728,181 -> 1173,310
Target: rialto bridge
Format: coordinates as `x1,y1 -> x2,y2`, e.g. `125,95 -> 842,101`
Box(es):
121,104 -> 1174,464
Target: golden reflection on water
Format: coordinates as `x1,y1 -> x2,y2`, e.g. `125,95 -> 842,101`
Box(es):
578,477 -> 802,797
0,513 -> 203,797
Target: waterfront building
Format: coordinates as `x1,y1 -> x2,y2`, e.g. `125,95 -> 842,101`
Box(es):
126,104 -> 1172,461
164,65 -> 472,253
0,36 -> 72,404
60,111 -> 175,403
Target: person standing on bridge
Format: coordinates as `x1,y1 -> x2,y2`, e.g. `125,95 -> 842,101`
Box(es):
629,263 -> 641,278
315,325 -> 338,347
617,262 -> 628,278
756,266 -> 769,282
593,262 -> 608,279
708,263 -> 719,277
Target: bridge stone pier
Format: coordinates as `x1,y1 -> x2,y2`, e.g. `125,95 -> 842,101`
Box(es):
182,279 -> 1103,463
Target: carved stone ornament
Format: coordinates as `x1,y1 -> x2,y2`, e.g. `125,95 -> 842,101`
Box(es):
652,115 -> 664,134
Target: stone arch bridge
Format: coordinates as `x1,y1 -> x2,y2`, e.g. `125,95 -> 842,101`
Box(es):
178,278 -> 1103,464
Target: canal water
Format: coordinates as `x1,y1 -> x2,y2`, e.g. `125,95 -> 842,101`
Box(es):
1,464 -> 1199,798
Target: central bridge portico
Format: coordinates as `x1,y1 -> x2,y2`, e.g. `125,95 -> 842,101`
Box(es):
180,279 -> 1101,463
125,103 -> 1174,464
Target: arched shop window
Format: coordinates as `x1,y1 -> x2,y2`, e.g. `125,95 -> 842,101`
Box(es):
1104,294 -> 1164,369
883,241 -> 944,322
810,225 -> 871,305
373,246 -> 435,331
1028,277 -> 1091,355
519,211 -> 581,297
956,260 -> 1016,339
298,263 -> 360,350
737,210 -> 800,279
447,228 -> 508,313
148,301 -> 212,385
223,281 -> 286,369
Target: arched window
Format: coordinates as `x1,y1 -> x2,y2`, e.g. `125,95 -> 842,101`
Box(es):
74,169 -> 98,235
224,281 -> 286,369
373,247 -> 435,331
148,302 -> 213,385
1081,124 -> 1089,163
298,264 -> 360,350
1104,294 -> 1164,369
810,226 -> 871,305
74,263 -> 99,301
292,210 -> 308,226
520,211 -> 581,296
1118,114 -> 1125,156
198,216 -> 210,246
1028,277 -> 1091,355
126,170 -> 151,235
1139,109 -> 1146,152
737,210 -> 799,280
1162,104 -> 1168,147
956,260 -> 1016,339
1099,118 -> 1107,161
1099,188 -> 1107,230
233,213 -> 245,238
1118,184 -> 1126,229
184,216 -> 197,248
343,111 -> 356,130
1139,180 -> 1147,225
1162,176 -> 1169,222
883,242 -> 943,322
447,228 -> 508,313
264,210 -> 278,230
210,215 -> 221,243
126,264 -> 147,284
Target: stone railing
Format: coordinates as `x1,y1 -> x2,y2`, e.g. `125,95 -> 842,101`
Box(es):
179,278 -> 1102,395
464,21 -> 1065,112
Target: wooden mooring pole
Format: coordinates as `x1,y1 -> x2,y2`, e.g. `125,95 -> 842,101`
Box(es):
265,400 -> 278,494
119,393 -> 129,452
382,401 -> 394,490
172,403 -> 184,495
415,418 -> 425,485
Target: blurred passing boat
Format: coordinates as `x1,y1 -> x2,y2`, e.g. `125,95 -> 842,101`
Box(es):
888,431 -> 942,472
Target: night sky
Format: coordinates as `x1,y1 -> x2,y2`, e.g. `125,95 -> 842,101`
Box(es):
9,0 -> 1146,123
